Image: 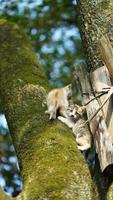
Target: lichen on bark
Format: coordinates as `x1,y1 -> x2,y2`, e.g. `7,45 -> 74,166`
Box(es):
77,0 -> 113,72
77,0 -> 113,199
0,20 -> 98,200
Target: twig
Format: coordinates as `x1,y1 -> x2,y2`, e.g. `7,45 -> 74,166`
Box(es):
85,86 -> 113,124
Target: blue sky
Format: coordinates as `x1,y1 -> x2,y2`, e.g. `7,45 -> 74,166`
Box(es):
0,114 -> 8,128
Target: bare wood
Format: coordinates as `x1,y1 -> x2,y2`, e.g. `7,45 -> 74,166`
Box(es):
76,64 -> 113,172
86,86 -> 113,124
90,66 -> 113,171
98,34 -> 113,79
91,66 -> 113,140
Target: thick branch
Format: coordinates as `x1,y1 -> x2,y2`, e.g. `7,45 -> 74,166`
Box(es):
0,20 -> 97,200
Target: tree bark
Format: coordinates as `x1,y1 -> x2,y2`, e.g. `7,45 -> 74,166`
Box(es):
77,0 -> 113,199
77,0 -> 113,72
98,34 -> 113,79
0,20 -> 98,200
76,64 -> 113,172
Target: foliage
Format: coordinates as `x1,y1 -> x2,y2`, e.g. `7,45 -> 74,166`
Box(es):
0,0 -> 85,87
0,119 -> 22,197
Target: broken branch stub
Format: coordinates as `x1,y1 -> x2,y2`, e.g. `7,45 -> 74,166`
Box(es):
98,34 -> 113,80
76,64 -> 113,172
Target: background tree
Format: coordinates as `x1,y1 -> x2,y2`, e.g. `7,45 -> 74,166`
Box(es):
0,0 -> 84,87
0,125 -> 22,196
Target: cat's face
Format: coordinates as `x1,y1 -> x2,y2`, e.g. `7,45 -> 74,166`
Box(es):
67,104 -> 82,117
67,105 -> 77,117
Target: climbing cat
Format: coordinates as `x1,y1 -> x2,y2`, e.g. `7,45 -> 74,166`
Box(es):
58,104 -> 92,151
45,84 -> 72,119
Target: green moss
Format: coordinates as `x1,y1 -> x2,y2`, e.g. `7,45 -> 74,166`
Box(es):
99,1 -> 109,10
18,121 -> 95,200
0,20 -> 98,200
0,19 -> 8,25
107,184 -> 113,200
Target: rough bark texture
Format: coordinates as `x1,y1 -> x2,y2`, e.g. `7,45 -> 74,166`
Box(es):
77,0 -> 113,72
77,0 -> 113,199
76,65 -> 113,172
98,34 -> 113,79
0,20 -> 98,200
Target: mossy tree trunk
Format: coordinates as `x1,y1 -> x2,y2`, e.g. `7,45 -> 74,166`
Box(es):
0,20 -> 98,200
77,0 -> 113,199
77,0 -> 113,72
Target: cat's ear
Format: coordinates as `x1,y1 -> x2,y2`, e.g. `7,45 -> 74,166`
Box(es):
65,84 -> 72,90
65,84 -> 72,96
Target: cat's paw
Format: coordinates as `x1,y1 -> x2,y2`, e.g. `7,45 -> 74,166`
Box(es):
57,116 -> 65,121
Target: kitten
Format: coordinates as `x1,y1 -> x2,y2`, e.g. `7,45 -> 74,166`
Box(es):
67,103 -> 86,119
72,119 -> 92,151
45,84 -> 72,119
58,105 -> 92,151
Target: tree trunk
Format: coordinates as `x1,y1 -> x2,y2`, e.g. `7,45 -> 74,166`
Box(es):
77,0 -> 113,72
77,0 -> 113,199
0,20 -> 98,200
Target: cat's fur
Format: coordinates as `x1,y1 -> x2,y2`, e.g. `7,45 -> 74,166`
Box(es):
45,84 -> 72,119
58,105 -> 92,151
